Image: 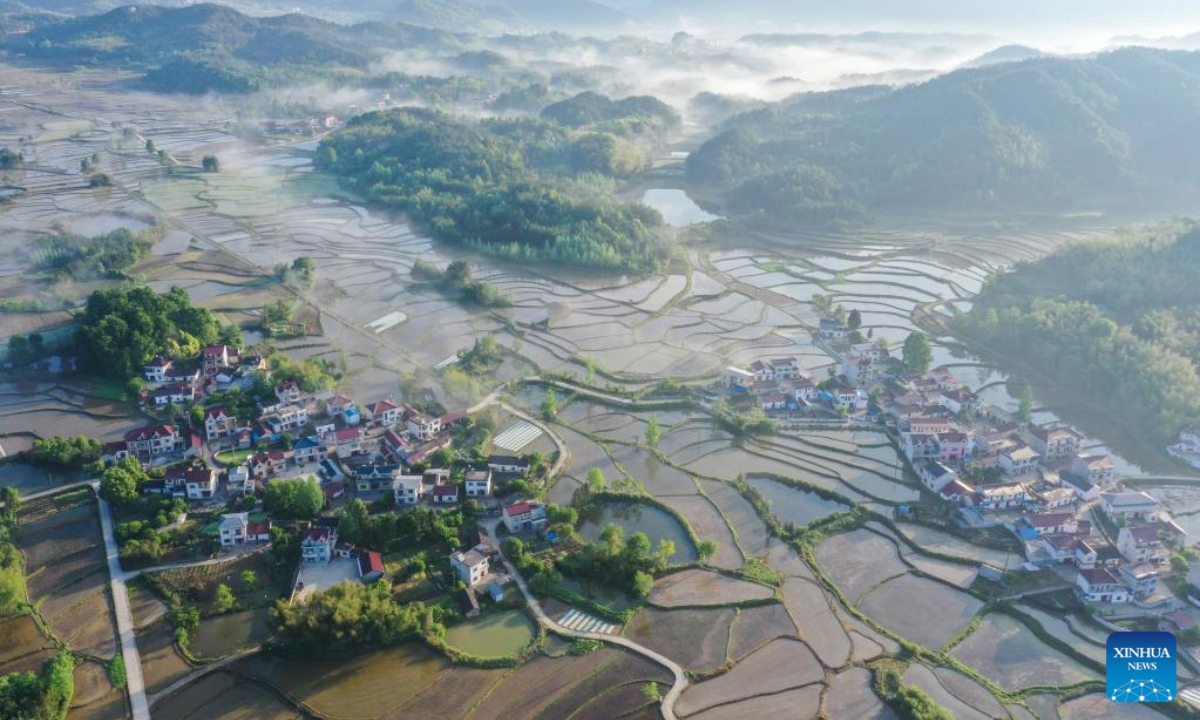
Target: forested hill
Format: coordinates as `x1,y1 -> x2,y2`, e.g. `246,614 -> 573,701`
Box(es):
955,221 -> 1200,445
687,48 -> 1200,223
316,105 -> 669,271
5,4 -> 461,92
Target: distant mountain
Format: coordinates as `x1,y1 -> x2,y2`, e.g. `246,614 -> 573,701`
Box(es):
0,0 -> 61,32
962,44 -> 1047,68
737,31 -> 996,50
687,48 -> 1200,221
4,4 -> 462,92
486,0 -> 630,33
388,0 -> 521,34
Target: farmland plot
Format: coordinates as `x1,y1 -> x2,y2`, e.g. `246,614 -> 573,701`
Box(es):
950,613 -> 1098,690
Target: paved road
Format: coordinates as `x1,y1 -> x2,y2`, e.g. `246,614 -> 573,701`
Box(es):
94,483 -> 151,720
16,479 -> 96,501
482,519 -> 687,720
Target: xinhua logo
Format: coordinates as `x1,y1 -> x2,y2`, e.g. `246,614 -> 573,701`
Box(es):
1107,631 -> 1176,702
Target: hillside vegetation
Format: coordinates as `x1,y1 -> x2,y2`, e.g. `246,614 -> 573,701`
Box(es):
7,3 -> 460,92
317,103 -> 675,271
688,48 -> 1200,222
955,221 -> 1200,445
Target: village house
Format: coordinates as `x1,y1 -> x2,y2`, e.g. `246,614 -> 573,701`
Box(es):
358,551 -> 385,583
759,392 -> 788,412
1020,512 -> 1078,537
1074,538 -> 1098,569
249,450 -> 288,479
1070,453 -> 1117,486
936,431 -> 972,464
465,469 -> 493,498
227,465 -> 253,494
939,478 -> 975,504
431,484 -> 459,504
818,318 -> 847,340
932,369 -> 960,392
204,407 -> 238,440
1075,568 -> 1130,604
919,460 -> 959,494
326,394 -> 354,420
793,376 -> 818,403
218,512 -> 271,547
905,416 -> 954,435
364,400 -> 402,427
842,356 -> 876,386
334,427 -> 362,459
144,356 -> 173,383
998,445 -> 1040,477
488,455 -> 530,476
275,381 -> 303,405
1030,426 -> 1085,461
904,433 -> 939,463
267,405 -> 308,433
201,345 -> 238,376
503,501 -> 548,534
749,357 -> 801,382
451,549 -> 490,587
350,463 -> 399,493
938,388 -> 981,415
404,408 -> 442,441
1119,562 -> 1162,600
291,436 -> 325,464
1117,525 -> 1168,565
151,383 -> 196,407
1031,486 -> 1076,510
124,424 -> 182,461
380,429 -> 410,460
393,475 -> 425,505
975,481 -> 1027,510
1100,491 -> 1160,523
301,527 -> 337,563
832,386 -> 866,412
721,366 -> 755,388
1029,533 -> 1079,564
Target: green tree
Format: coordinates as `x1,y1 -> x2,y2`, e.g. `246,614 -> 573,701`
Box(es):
201,155 -> 220,172
337,499 -> 371,544
99,458 -> 145,506
541,388 -> 558,420
239,570 -> 259,589
585,468 -> 606,492
645,416 -> 661,448
902,331 -> 933,375
632,570 -> 653,599
212,583 -> 236,614
696,539 -> 717,562
848,309 -> 862,330
642,681 -> 660,703
1017,384 -> 1034,423
263,477 -> 325,519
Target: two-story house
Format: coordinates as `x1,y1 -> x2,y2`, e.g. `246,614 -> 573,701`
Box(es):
205,407 -> 238,440
502,501 -> 548,534
465,469 -> 492,498
393,475 -> 425,505
301,527 -> 337,563
364,400 -> 402,427
1075,568 -> 1130,604
1030,427 -> 1085,461
218,512 -> 271,547
1117,525 -> 1168,565
451,549 -> 490,587
124,424 -> 182,461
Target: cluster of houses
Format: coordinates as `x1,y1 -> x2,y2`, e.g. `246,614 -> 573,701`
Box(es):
720,356 -> 827,413
879,368 -> 1190,608
1169,427 -> 1200,471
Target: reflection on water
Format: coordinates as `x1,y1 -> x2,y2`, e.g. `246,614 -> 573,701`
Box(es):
640,188 -> 720,227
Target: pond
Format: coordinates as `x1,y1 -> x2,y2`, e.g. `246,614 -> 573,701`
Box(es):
639,189 -> 721,227
746,476 -> 849,527
443,610 -> 536,658
578,500 -> 698,563
189,608 -> 272,658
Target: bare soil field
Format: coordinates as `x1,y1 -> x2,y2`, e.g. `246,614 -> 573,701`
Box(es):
727,603 -> 797,660
675,638 -> 822,716
825,667 -> 896,720
624,606 -> 735,672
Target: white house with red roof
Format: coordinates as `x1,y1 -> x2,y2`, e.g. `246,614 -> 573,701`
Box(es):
334,427 -> 362,459
365,400 -> 402,427
249,450 -> 289,479
1020,512 -> 1078,536
219,513 -> 271,546
144,356 -> 173,383
201,345 -> 238,376
205,407 -> 238,440
502,501 -> 547,534
431,484 -> 459,504
275,381 -> 303,405
124,424 -> 182,460
404,406 -> 441,440
301,527 -> 337,563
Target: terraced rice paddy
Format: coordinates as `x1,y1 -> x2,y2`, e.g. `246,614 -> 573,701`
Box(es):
648,568 -> 774,607
950,613 -> 1099,690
